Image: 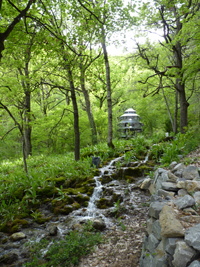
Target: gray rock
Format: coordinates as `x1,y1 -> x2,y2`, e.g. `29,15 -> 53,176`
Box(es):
182,165 -> 200,180
178,189 -> 188,197
185,224 -> 200,250
194,191 -> 200,204
153,254 -> 169,267
172,163 -> 186,173
0,251 -> 19,264
174,195 -> 196,210
167,170 -> 179,182
188,260 -> 200,267
165,237 -> 183,255
174,170 -> 183,178
153,168 -> 169,191
162,182 -> 179,191
148,201 -> 167,219
172,241 -> 197,267
158,189 -> 175,198
140,178 -> 152,190
152,220 -> 162,240
169,161 -> 178,169
147,217 -> 156,235
148,233 -> 160,253
10,232 -> 26,242
140,253 -> 154,267
92,219 -> 106,231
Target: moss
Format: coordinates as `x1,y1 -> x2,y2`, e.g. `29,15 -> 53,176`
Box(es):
92,169 -> 100,176
63,187 -> 87,195
1,238 -> 8,244
84,201 -> 88,207
46,176 -> 66,187
72,202 -> 81,210
36,186 -> 58,198
100,175 -> 113,185
73,194 -> 90,204
96,198 -> 113,209
117,165 -> 153,179
35,216 -> 50,224
82,178 -> 95,186
53,205 -> 73,215
12,187 -> 25,200
87,187 -> 94,196
11,225 -> 19,233
11,219 -> 29,228
51,195 -> 74,206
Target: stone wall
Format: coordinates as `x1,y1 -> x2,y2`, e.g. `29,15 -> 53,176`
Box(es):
140,162 -> 200,267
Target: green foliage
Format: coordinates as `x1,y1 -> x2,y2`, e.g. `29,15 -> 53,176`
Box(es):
24,223 -> 102,267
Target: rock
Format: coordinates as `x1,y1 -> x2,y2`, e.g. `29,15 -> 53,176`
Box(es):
92,219 -> 106,231
185,224 -> 200,250
161,182 -> 179,191
188,260 -> 200,267
140,178 -> 152,190
172,163 -> 186,173
177,180 -> 186,189
146,217 -> 156,235
140,252 -> 154,267
194,191 -> 200,204
165,237 -> 183,255
159,206 -> 185,237
182,165 -> 200,180
172,241 -> 197,267
10,232 -> 26,241
152,220 -> 162,240
153,168 -> 168,191
174,195 -> 196,210
0,251 -> 18,264
92,156 -> 101,168
167,170 -> 179,182
178,189 -> 188,196
148,201 -> 168,219
147,233 -> 160,253
48,226 -> 58,236
185,180 -> 199,192
169,161 -> 178,169
158,189 -> 175,198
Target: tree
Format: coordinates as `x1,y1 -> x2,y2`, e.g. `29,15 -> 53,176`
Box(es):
136,0 -> 200,133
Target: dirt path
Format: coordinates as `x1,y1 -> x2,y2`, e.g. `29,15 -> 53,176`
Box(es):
79,191 -> 150,267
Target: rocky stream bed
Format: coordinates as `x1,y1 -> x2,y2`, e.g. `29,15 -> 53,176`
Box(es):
0,153 -> 154,267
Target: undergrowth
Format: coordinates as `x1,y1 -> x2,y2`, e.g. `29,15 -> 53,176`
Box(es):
24,222 -> 102,267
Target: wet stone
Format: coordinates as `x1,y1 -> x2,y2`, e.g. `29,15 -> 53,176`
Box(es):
10,232 -> 26,242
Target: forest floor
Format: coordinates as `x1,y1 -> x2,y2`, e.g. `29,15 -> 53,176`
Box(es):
78,147 -> 200,267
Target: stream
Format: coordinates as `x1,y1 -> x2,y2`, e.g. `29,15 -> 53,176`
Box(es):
0,155 -> 152,267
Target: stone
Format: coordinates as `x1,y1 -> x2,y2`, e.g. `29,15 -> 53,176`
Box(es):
153,168 -> 168,191
194,191 -> 200,204
165,237 -> 183,255
158,189 -> 175,198
185,180 -> 199,192
140,252 -> 154,267
153,254 -> 169,267
146,217 -> 156,235
169,161 -> 178,169
48,226 -> 58,236
10,232 -> 26,242
172,241 -> 197,267
174,195 -> 196,210
148,201 -> 167,219
185,224 -> 200,250
182,165 -> 200,180
172,163 -> 186,173
148,233 -> 160,253
140,178 -> 152,190
161,182 -> 179,191
178,189 -> 188,196
92,219 -> 106,231
159,206 -> 185,237
92,156 -> 101,168
0,251 -> 18,264
188,260 -> 200,267
167,170 -> 178,182
177,180 -> 186,189
152,220 -> 162,240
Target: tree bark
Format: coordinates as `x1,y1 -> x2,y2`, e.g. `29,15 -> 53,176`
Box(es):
101,29 -> 114,149
80,66 -> 97,145
65,64 -> 80,161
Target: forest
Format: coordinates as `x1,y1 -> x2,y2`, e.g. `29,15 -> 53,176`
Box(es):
1,0 -> 200,165
1,0 -> 200,266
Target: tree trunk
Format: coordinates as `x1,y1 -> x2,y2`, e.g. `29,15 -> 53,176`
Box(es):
101,30 -> 114,149
66,64 -> 80,161
174,90 -> 178,134
24,91 -> 32,158
80,66 -> 97,145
